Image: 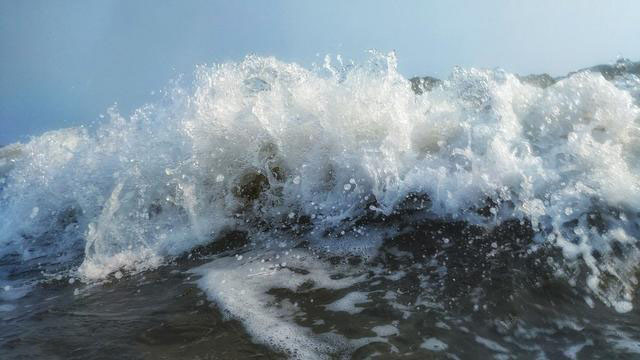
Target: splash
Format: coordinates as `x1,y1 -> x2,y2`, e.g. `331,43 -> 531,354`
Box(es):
1,53 -> 640,314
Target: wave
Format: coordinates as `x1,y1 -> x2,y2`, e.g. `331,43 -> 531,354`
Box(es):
1,53 -> 640,313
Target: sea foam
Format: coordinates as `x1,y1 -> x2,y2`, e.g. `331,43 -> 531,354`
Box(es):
1,53 -> 639,313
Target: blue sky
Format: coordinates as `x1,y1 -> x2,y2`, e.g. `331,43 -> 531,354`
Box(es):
2,0 -> 640,144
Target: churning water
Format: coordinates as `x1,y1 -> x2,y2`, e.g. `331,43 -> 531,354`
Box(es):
2,53 -> 640,359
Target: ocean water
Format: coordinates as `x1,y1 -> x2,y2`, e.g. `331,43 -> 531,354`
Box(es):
2,53 -> 640,359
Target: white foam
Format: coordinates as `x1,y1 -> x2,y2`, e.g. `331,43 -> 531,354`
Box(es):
0,284 -> 30,302
0,53 -> 639,311
193,248 -> 364,359
325,291 -> 370,314
371,324 -> 399,337
475,335 -> 509,353
563,340 -> 593,360
421,337 -> 448,351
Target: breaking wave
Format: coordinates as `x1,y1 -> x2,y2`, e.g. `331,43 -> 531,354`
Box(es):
1,52 -> 640,316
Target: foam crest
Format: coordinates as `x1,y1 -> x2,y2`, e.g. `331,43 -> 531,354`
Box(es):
1,53 -> 639,311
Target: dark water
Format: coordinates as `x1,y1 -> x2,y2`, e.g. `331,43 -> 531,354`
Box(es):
3,220 -> 640,359
0,258 -> 282,360
3,57 -> 640,359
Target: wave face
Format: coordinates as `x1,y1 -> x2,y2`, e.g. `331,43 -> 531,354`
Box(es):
1,53 -> 640,314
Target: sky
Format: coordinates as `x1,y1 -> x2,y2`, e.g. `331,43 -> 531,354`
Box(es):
1,0 -> 640,145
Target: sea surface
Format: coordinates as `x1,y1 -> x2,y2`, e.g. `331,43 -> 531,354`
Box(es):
2,54 -> 640,359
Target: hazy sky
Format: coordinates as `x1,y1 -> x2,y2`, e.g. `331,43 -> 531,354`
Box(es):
2,0 -> 640,144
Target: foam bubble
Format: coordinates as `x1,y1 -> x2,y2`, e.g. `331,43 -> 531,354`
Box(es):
325,291 -> 370,314
421,337 -> 448,351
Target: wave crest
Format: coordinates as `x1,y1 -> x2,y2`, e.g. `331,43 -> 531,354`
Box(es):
1,53 -> 640,311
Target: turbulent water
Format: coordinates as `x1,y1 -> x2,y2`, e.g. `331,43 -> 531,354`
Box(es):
2,53 -> 640,359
